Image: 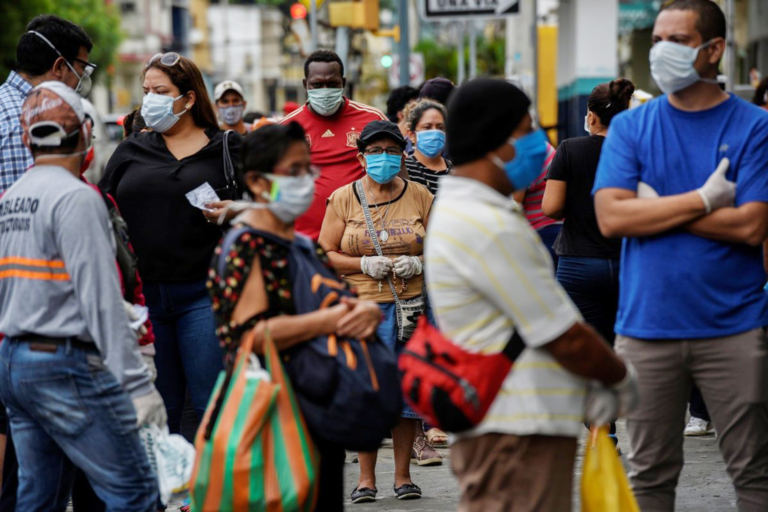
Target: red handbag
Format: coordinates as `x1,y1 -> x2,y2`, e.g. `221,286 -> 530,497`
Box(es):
399,316 -> 525,432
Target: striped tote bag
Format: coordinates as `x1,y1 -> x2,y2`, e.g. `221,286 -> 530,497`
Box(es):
189,327 -> 319,511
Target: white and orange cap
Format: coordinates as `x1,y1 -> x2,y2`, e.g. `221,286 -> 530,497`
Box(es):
21,81 -> 86,147
214,80 -> 245,102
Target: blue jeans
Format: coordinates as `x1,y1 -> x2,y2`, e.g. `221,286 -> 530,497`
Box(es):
556,256 -> 620,344
376,301 -> 436,420
0,339 -> 157,511
143,279 -> 223,434
557,256 -> 620,439
537,224 -> 562,271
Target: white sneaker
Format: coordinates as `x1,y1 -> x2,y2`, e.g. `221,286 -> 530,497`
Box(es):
684,416 -> 714,436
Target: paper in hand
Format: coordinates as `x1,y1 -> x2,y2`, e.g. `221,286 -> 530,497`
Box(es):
185,182 -> 221,212
130,304 -> 149,331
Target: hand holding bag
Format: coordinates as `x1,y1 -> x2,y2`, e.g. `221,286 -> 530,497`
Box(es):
189,325 -> 319,511
581,426 -> 640,512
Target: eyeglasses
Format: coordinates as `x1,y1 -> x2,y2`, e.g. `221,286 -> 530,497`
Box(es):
147,52 -> 181,68
28,30 -> 97,78
364,147 -> 403,156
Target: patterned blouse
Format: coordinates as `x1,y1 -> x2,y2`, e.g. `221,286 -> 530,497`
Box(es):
207,227 -> 343,360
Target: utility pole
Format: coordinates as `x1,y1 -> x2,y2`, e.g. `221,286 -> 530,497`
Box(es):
468,21 -> 477,79
724,0 -> 736,91
398,0 -> 410,86
457,22 -> 465,84
310,0 -> 318,51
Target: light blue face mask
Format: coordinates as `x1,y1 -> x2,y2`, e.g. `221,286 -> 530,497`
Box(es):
365,153 -> 402,184
307,88 -> 344,116
416,129 -> 446,158
141,92 -> 188,133
490,130 -> 549,191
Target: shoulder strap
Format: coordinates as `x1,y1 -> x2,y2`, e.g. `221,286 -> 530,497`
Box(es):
217,225 -> 257,277
502,329 -> 526,362
222,130 -> 239,199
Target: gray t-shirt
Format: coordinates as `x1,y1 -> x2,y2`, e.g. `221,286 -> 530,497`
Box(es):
0,165 -> 152,398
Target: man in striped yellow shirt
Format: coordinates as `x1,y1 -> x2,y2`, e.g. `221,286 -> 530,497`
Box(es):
426,78 -> 639,512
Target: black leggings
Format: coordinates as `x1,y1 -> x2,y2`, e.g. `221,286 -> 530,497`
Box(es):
313,439 -> 346,511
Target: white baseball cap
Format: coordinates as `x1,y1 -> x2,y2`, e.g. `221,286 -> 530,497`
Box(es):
214,80 -> 245,102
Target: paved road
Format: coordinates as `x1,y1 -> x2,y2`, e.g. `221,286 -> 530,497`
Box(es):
338,420 -> 736,511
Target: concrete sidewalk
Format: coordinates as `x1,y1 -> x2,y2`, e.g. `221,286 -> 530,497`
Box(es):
339,420 -> 735,511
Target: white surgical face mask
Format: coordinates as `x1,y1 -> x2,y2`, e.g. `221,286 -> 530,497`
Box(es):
584,113 -> 590,134
649,40 -> 718,94
307,88 -> 344,116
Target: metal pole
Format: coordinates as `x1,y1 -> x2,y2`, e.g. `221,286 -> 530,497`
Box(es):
457,22 -> 465,84
468,21 -> 477,79
399,0 -> 410,86
310,0 -> 318,52
335,27 -> 349,70
724,0 -> 736,91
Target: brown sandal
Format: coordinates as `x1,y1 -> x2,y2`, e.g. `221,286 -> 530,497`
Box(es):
426,427 -> 449,447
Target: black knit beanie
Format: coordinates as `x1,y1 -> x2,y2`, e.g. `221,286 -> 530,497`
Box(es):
446,78 -> 531,166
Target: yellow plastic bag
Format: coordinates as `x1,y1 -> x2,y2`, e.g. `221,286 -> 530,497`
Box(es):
581,426 -> 640,512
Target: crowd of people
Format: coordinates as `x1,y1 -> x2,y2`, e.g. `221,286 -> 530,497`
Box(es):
0,0 -> 767,511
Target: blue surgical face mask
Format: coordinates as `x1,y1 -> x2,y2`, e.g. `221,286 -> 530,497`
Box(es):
307,88 -> 344,116
490,130 -> 549,191
415,129 -> 445,157
365,153 -> 402,184
141,92 -> 188,133
649,40 -> 717,94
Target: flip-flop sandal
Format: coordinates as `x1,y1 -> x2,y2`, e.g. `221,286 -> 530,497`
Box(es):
394,483 -> 422,500
426,427 -> 449,447
351,486 -> 377,504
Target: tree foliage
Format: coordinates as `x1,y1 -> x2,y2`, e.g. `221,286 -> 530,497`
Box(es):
0,0 -> 122,83
415,34 -> 505,84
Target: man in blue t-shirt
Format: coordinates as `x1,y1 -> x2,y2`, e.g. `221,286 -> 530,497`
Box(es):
593,1 -> 768,510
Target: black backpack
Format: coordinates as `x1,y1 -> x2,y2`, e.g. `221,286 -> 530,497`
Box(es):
98,188 -> 139,302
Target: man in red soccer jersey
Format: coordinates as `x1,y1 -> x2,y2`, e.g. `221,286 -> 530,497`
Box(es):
281,50 -> 387,240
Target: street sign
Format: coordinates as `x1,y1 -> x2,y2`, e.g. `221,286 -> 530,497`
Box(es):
422,0 -> 519,20
299,0 -> 326,9
388,53 -> 425,88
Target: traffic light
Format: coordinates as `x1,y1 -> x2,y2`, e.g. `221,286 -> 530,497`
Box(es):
381,55 -> 393,68
290,3 -> 307,19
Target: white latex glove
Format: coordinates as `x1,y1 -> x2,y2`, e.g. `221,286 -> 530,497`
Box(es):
637,181 -> 659,199
123,301 -> 148,337
393,256 -> 422,279
360,255 -> 394,280
696,158 -> 735,213
585,382 -> 620,426
613,359 -> 640,416
132,388 -> 167,427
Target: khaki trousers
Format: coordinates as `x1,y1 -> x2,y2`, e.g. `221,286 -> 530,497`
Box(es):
616,329 -> 768,512
451,433 -> 577,512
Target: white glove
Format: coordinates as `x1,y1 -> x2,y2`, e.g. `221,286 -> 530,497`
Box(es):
613,359 -> 640,417
123,301 -> 148,337
696,158 -> 735,213
637,181 -> 659,199
393,256 -> 422,279
132,388 -> 167,427
585,382 -> 619,426
360,255 -> 394,280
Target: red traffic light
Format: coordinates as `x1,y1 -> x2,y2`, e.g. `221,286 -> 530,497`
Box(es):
290,3 -> 307,19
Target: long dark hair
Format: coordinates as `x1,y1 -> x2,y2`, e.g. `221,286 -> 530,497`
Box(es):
753,78 -> 768,107
144,56 -> 219,131
588,78 -> 635,127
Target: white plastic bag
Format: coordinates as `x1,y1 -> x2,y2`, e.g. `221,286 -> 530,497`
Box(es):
140,424 -> 196,505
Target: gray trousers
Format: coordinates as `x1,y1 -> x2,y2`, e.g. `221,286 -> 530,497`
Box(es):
616,329 -> 768,512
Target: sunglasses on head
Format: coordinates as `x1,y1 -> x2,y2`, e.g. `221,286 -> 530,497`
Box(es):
147,52 -> 182,68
